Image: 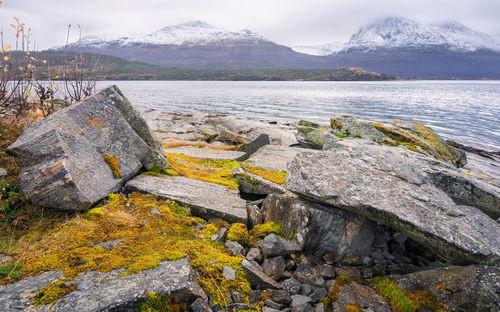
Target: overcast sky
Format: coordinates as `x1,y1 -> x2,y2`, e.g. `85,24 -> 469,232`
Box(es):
1,0 -> 499,49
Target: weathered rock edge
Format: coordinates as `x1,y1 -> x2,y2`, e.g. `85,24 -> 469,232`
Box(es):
286,141 -> 500,265
7,85 -> 167,211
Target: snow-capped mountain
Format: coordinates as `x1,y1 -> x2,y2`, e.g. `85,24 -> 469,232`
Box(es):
342,16 -> 500,52
64,21 -> 270,49
53,17 -> 500,78
292,42 -> 344,56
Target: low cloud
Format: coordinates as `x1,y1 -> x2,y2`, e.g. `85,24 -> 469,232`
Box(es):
0,0 -> 499,49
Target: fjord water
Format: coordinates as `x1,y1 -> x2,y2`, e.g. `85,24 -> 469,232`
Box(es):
97,80 -> 500,151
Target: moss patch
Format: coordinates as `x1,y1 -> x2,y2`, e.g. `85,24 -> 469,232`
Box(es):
139,292 -> 187,312
103,154 -> 122,178
372,277 -> 449,312
164,153 -> 240,190
6,193 -> 250,306
243,163 -> 287,185
227,223 -> 250,246
34,279 -> 77,306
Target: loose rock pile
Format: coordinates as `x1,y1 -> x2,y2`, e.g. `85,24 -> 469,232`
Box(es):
3,88 -> 499,311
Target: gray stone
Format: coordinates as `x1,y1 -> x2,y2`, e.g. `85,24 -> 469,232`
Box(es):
149,207 -> 161,215
296,120 -> 333,149
263,194 -> 376,256
331,280 -> 391,312
0,254 -> 12,264
393,265 -> 500,312
294,264 -> 325,287
0,168 -> 7,177
314,264 -> 335,279
246,247 -> 263,263
225,240 -> 245,257
299,284 -> 312,296
237,133 -> 271,160
309,287 -> 327,302
262,256 -> 286,280
6,86 -> 167,211
190,297 -> 212,312
125,175 -> 247,224
286,141 -> 500,264
254,234 -> 302,258
262,307 -> 280,312
163,146 -> 246,161
241,260 -> 281,290
248,290 -> 261,304
227,303 -> 257,311
313,303 -> 325,312
223,266 -> 236,281
247,205 -> 264,228
211,234 -> 218,242
281,278 -> 301,295
393,232 -> 408,245
1,258 -> 205,312
264,299 -> 282,310
91,239 -> 124,250
290,295 -> 313,311
272,289 -> 292,305
217,227 -> 229,242
231,291 -> 243,303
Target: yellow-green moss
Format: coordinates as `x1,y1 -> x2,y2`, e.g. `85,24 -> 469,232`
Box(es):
7,193 -> 250,306
139,292 -> 187,312
163,141 -> 239,151
141,171 -> 165,178
34,279 -> 77,306
243,163 -> 287,185
372,277 -> 449,312
103,154 -> 122,179
250,222 -> 283,238
334,132 -> 348,138
345,303 -> 362,312
164,153 -> 241,190
227,223 -> 250,246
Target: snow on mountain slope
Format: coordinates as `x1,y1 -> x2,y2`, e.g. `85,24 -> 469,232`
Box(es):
292,42 -> 344,56
342,16 -> 500,52
65,21 -> 270,48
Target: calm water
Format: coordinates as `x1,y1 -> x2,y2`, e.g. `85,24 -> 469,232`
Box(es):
96,80 -> 500,151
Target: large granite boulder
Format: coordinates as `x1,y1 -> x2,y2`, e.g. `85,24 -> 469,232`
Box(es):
7,86 -> 167,211
392,265 -> 500,312
0,258 -> 206,312
286,140 -> 500,265
262,194 -> 376,256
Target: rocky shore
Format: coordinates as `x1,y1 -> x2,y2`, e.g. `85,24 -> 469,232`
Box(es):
0,86 -> 499,312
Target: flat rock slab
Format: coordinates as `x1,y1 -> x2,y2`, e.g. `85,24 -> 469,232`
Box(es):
0,258 -> 205,312
245,145 -> 310,172
125,175 -> 247,223
165,146 -> 246,161
286,141 -> 500,265
6,86 -> 166,211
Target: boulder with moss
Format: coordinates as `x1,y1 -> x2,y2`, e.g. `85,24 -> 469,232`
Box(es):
6,85 -> 167,211
286,140 -> 500,265
299,115 -> 466,167
0,258 -> 206,312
